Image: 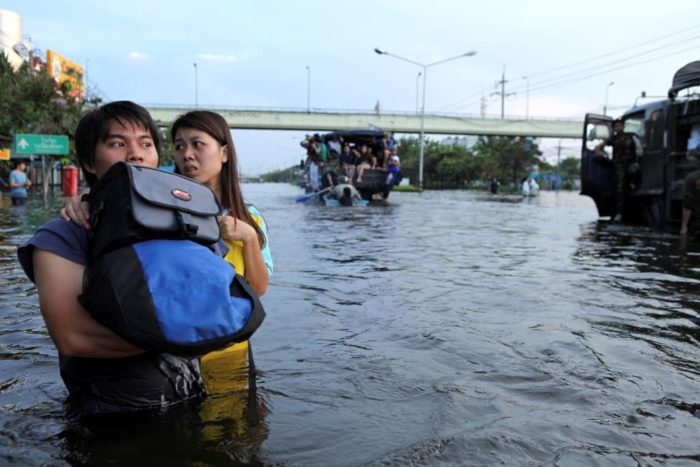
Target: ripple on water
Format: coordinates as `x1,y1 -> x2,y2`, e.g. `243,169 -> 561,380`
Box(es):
1,187 -> 700,465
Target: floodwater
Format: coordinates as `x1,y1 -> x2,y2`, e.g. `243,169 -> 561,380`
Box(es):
1,184 -> 699,466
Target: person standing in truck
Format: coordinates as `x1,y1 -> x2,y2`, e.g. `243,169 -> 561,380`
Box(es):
594,119 -> 638,222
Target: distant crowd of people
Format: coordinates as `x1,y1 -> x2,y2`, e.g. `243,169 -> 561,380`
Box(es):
301,132 -> 401,194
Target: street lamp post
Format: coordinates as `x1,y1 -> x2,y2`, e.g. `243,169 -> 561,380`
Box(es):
415,71 -> 422,115
604,81 -> 615,116
84,57 -> 90,102
374,47 -> 477,191
305,66 -> 311,113
522,75 -> 529,119
193,62 -> 198,108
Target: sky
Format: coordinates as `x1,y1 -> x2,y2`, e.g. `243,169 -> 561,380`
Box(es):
2,0 -> 700,175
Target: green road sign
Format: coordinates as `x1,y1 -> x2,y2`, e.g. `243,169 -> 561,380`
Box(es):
15,134 -> 69,155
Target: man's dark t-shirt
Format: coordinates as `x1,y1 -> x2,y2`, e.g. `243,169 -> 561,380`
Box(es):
17,219 -> 206,417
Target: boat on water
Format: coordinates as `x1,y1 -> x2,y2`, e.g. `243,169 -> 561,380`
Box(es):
299,129 -> 398,204
323,197 -> 369,207
581,60 -> 700,226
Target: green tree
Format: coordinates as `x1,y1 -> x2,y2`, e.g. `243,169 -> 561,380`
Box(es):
557,156 -> 580,179
472,135 -> 543,187
0,53 -> 84,161
158,126 -> 175,167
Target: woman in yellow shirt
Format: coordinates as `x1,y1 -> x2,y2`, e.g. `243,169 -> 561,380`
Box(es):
172,110 -> 273,439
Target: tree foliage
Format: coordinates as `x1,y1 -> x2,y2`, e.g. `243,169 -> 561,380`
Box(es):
395,135 -> 543,189
0,53 -> 84,161
557,156 -> 580,180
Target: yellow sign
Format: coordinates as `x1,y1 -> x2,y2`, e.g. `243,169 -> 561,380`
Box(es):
0,149 -> 10,160
46,50 -> 85,99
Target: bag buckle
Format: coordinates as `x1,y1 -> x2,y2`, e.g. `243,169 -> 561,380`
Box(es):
176,211 -> 199,236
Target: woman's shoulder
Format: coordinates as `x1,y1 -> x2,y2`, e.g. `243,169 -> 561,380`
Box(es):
246,203 -> 264,220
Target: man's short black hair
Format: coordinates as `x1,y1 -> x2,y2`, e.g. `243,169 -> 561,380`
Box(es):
74,101 -> 161,187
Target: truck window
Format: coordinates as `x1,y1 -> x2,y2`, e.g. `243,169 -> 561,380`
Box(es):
646,110 -> 662,151
585,122 -> 610,154
623,116 -> 644,139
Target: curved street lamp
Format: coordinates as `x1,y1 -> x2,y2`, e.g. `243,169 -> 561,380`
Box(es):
374,48 -> 477,191
415,71 -> 422,115
193,62 -> 198,108
306,65 -> 311,113
604,81 -> 615,116
522,75 -> 530,119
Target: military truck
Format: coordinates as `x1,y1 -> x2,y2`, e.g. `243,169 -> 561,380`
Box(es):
581,60 -> 700,226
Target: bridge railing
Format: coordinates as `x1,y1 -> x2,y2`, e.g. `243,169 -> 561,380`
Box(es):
142,103 -> 584,123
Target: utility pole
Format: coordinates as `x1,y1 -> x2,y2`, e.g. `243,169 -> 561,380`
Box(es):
555,140 -> 563,167
499,66 -> 506,118
490,65 -> 515,119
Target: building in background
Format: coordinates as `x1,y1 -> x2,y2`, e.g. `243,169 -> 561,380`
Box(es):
0,9 -> 29,70
46,49 -> 84,99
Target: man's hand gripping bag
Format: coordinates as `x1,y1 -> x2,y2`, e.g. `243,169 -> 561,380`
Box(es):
77,162 -> 265,356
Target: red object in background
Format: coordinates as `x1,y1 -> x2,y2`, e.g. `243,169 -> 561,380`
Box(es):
62,165 -> 78,197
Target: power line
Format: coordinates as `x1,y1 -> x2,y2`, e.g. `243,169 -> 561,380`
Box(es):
527,24 -> 700,78
526,43 -> 700,96
437,25 -> 700,113
442,35 -> 700,112
523,35 -> 700,93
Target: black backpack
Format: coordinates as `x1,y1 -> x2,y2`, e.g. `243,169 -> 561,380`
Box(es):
77,162 -> 266,357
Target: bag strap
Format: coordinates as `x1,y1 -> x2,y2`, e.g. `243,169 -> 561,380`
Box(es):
246,342 -> 260,427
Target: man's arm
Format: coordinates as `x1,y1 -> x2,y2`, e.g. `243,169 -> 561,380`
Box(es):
33,249 -> 144,358
593,140 -> 608,155
9,172 -> 19,188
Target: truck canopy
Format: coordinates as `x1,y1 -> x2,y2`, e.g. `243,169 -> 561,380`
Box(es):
668,60 -> 700,98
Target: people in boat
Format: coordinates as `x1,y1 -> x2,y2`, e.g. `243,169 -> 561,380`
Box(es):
18,101 -> 207,417
339,143 -> 357,181
386,132 -> 397,156
301,134 -> 320,192
315,133 -> 328,163
386,151 -> 401,185
339,187 -> 355,206
329,175 -> 361,204
319,159 -> 339,189
326,136 -> 341,160
354,143 -> 374,184
594,119 -> 638,222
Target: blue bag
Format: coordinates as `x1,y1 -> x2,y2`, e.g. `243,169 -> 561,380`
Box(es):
78,163 -> 265,356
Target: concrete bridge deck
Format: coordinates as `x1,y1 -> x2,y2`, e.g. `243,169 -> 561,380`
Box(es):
145,106 -> 583,139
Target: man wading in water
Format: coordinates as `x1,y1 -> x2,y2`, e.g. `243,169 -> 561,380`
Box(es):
17,101 -> 206,418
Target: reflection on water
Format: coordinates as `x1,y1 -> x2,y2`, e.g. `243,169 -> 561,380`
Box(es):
1,187 -> 699,465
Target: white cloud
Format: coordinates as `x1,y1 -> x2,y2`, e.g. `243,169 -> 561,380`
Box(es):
198,53 -> 238,62
128,51 -> 150,61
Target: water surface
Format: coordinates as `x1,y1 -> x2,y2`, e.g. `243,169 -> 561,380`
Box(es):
1,186 -> 699,466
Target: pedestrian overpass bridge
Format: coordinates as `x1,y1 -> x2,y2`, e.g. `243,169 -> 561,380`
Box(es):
145,106 -> 584,139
